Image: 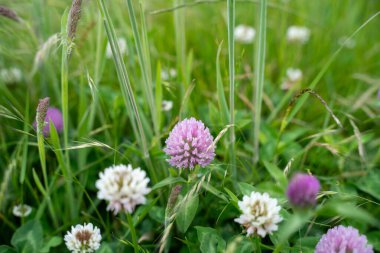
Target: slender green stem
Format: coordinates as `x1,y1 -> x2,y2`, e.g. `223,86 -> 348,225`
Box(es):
60,9 -> 75,219
174,0 -> 187,97
227,0 -> 236,180
253,0 -> 267,164
126,212 -> 139,253
125,0 -> 158,138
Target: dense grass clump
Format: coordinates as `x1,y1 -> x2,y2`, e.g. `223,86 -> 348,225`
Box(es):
1,0 -> 380,252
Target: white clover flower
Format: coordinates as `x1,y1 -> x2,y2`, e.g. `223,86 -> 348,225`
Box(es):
64,223 -> 101,253
0,67 -> 22,84
234,25 -> 256,44
286,26 -> 310,44
96,164 -> 151,214
162,100 -> 173,111
106,37 -> 127,59
234,191 -> 282,238
161,68 -> 177,81
12,204 -> 32,217
338,36 -> 356,49
281,68 -> 303,90
286,68 -> 302,82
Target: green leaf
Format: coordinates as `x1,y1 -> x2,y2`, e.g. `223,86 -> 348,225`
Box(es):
224,187 -> 239,209
225,236 -> 254,253
152,177 -> 186,191
262,161 -> 287,189
176,194 -> 199,233
275,211 -> 312,251
355,171 -> 380,201
40,236 -> 62,253
202,183 -> 228,202
11,220 -> 43,253
317,201 -> 379,227
237,182 -> 256,196
195,226 -> 226,253
97,242 -> 114,253
367,231 -> 380,251
0,246 -> 17,253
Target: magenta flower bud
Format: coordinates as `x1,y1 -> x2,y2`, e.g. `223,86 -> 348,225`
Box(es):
315,225 -> 373,253
164,118 -> 215,169
286,173 -> 320,208
33,107 -> 63,137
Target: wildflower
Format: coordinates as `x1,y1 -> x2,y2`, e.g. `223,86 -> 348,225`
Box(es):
235,192 -> 282,238
286,26 -> 310,44
234,25 -> 256,44
286,173 -> 320,208
0,67 -> 22,84
106,37 -> 127,58
162,100 -> 173,112
315,225 -> 373,253
33,107 -> 64,137
96,164 -> 151,214
12,204 -> 32,217
338,36 -> 356,49
281,68 -> 303,90
64,223 -> 101,253
164,118 -> 215,169
161,68 -> 177,81
0,5 -> 21,22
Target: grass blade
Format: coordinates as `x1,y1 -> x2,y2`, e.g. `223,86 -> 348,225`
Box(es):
125,0 -> 158,138
253,0 -> 267,163
227,0 -> 236,181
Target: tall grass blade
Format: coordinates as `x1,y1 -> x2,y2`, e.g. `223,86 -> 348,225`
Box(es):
216,41 -> 229,125
253,0 -> 267,163
125,0 -> 158,138
227,0 -> 236,180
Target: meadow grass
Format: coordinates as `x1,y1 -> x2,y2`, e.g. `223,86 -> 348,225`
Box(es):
1,0 -> 380,252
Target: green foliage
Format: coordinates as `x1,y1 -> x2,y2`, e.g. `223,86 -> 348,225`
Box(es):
0,0 -> 380,252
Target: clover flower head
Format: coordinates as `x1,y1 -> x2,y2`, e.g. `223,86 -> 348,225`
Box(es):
286,173 -> 320,208
315,225 -> 373,253
96,164 -> 151,214
286,26 -> 310,44
234,25 -> 256,44
164,117 -> 215,169
161,68 -> 177,81
0,67 -> 22,84
234,191 -> 282,238
12,204 -> 32,217
162,100 -> 173,112
64,223 -> 101,253
106,37 -> 127,58
33,106 -> 63,137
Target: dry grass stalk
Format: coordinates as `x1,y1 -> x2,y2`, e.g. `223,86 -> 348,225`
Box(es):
67,0 -> 83,41
0,6 -> 21,22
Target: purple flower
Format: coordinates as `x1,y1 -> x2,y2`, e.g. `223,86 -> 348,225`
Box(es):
286,173 -> 320,208
164,118 -> 215,169
33,107 -> 63,137
315,225 -> 373,253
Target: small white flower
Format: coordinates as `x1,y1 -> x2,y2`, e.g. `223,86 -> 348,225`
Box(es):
106,37 -> 127,58
12,204 -> 32,217
64,223 -> 101,253
162,100 -> 173,111
234,25 -> 256,44
161,68 -> 177,81
234,191 -> 282,238
0,67 -> 22,84
281,68 -> 303,90
286,26 -> 310,44
338,36 -> 356,49
96,164 -> 151,214
286,68 -> 302,82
